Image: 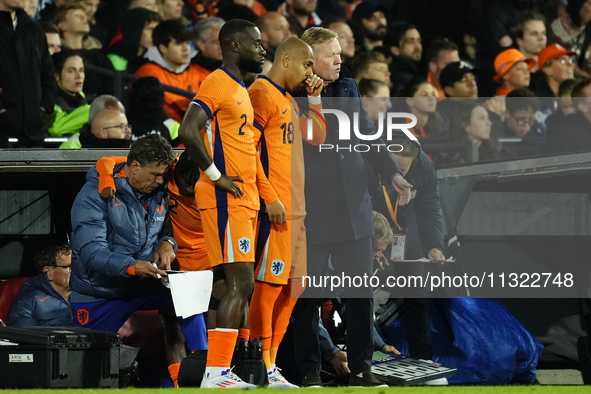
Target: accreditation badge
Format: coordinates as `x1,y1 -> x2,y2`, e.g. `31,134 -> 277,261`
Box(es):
390,228 -> 408,261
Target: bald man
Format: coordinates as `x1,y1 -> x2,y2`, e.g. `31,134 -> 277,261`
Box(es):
75,110 -> 131,148
247,37 -> 325,388
256,12 -> 291,59
178,19 -> 283,389
91,110 -> 131,139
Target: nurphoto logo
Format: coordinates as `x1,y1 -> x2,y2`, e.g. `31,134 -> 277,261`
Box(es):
306,108 -> 419,152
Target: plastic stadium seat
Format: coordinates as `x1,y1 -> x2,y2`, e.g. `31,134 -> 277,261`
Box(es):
0,277 -> 28,324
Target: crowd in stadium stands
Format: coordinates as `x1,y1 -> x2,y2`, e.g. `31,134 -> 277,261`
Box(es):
0,0 -> 590,161
2,0 -> 591,388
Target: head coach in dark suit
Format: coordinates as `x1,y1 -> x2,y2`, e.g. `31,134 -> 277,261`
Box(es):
293,27 -> 412,387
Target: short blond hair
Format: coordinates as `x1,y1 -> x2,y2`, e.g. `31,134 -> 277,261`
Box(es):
301,27 -> 338,51
372,211 -> 394,249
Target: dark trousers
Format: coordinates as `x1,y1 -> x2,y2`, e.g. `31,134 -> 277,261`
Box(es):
292,237 -> 374,376
391,246 -> 432,360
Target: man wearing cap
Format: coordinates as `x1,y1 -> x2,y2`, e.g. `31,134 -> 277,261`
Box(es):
485,48 -> 536,118
531,43 -> 576,97
351,3 -> 387,51
493,48 -> 536,96
438,61 -> 505,139
440,61 -> 478,98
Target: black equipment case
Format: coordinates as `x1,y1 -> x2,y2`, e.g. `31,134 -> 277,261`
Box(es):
0,326 -> 120,388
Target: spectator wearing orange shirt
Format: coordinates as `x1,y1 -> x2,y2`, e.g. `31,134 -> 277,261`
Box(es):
136,20 -> 205,123
225,0 -> 267,16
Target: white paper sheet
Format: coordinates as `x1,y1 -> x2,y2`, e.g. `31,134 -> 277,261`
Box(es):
166,271 -> 213,318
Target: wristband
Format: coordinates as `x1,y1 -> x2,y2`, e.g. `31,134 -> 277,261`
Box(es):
127,265 -> 136,276
308,95 -> 321,105
204,163 -> 221,181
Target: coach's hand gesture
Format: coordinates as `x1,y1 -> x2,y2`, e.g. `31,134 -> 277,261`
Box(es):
215,175 -> 245,199
266,199 -> 287,224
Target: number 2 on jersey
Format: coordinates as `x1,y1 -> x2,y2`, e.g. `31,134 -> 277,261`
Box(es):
238,114 -> 247,135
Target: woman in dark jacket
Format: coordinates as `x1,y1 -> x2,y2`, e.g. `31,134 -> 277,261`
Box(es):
439,101 -> 502,165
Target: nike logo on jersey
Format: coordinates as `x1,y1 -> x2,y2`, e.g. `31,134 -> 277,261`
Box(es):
238,100 -> 244,105
39,297 -> 48,302
282,109 -> 288,114
114,202 -> 124,206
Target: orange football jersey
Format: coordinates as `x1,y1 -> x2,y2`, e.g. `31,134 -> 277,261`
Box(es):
191,67 -> 277,211
248,76 -> 325,218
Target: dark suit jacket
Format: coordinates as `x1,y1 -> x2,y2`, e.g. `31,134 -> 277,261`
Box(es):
301,70 -> 402,244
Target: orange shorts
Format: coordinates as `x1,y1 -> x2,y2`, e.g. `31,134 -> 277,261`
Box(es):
254,215 -> 307,285
176,244 -> 209,271
201,206 -> 257,267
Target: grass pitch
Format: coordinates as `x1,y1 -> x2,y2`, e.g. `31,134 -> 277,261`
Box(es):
2,387 -> 591,393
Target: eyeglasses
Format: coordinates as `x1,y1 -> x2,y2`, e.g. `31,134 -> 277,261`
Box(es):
559,58 -> 575,65
513,117 -> 535,126
53,265 -> 72,272
103,124 -> 132,132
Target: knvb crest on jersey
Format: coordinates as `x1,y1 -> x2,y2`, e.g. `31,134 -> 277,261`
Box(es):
271,260 -> 285,276
238,237 -> 251,254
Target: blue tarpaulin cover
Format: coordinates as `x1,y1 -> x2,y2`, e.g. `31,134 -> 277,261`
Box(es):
384,298 -> 543,384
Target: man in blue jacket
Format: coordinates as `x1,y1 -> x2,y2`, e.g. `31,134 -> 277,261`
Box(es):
8,241 -> 73,327
69,134 -> 200,387
294,27 -> 412,387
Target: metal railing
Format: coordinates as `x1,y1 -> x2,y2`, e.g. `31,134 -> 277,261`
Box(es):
85,63 -> 195,101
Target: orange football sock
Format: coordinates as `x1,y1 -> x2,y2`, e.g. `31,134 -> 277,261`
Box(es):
270,279 -> 301,364
205,329 -> 218,367
249,281 -> 282,369
269,347 -> 279,366
168,362 -> 180,388
216,329 -> 239,368
238,328 -> 250,341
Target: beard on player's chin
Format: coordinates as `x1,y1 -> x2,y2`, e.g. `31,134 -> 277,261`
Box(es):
239,56 -> 264,74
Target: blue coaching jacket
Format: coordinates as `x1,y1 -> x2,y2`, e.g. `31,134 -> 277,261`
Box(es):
70,162 -> 177,301
7,273 -> 72,327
